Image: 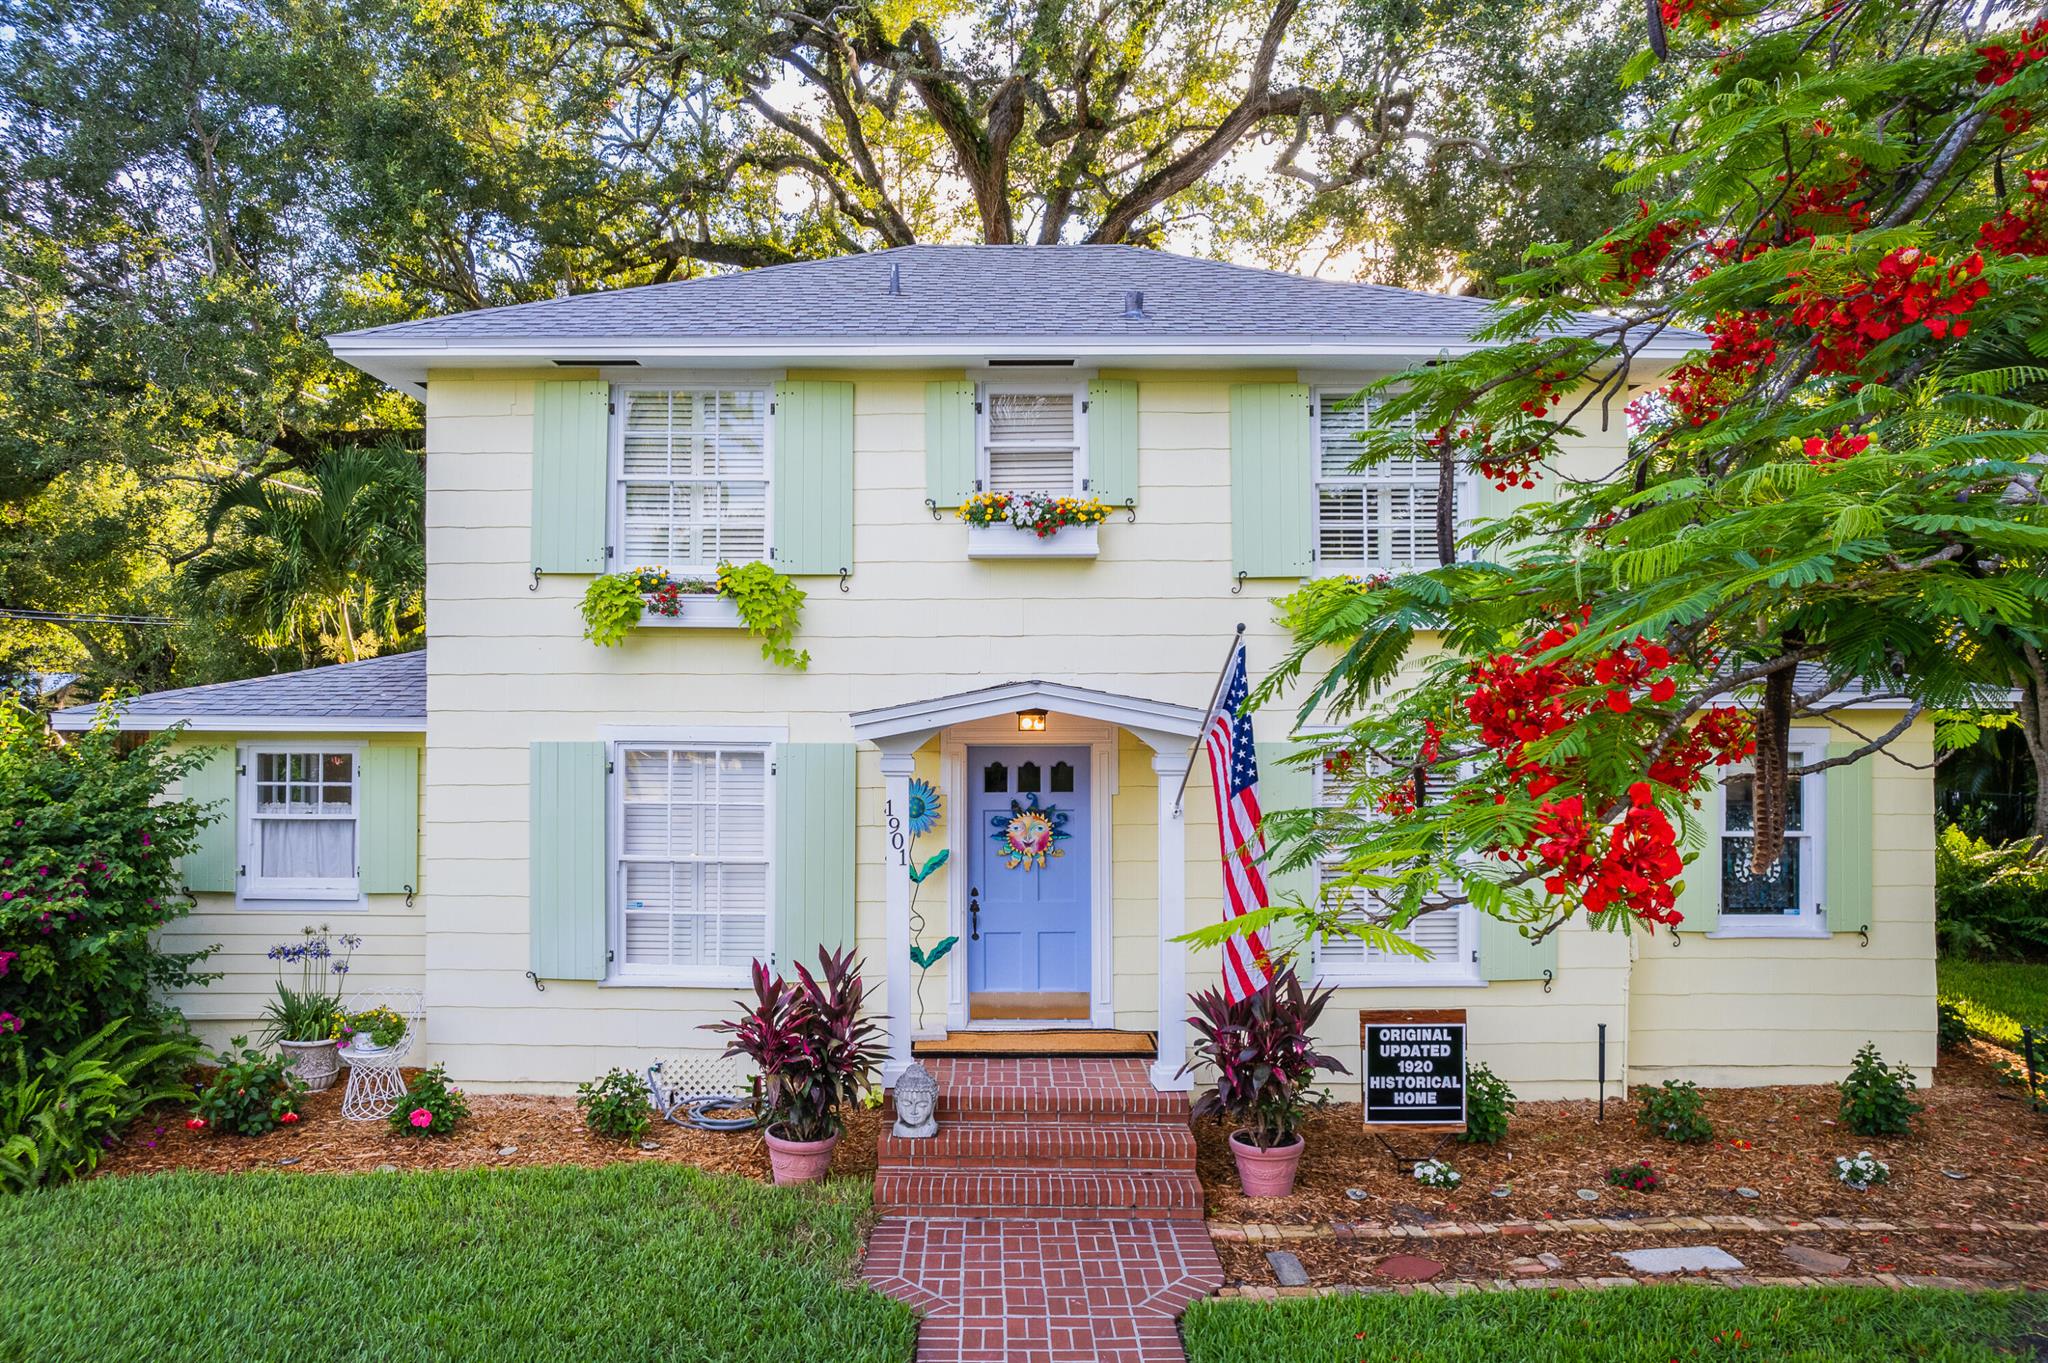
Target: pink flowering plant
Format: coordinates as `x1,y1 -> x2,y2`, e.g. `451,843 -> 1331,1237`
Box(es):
387,1063 -> 469,1136
190,1037 -> 306,1136
0,702 -> 217,1068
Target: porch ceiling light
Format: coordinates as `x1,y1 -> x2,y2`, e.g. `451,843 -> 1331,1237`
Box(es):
1016,708 -> 1049,733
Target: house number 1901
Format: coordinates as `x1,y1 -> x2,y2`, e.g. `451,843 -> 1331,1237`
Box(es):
885,800 -> 906,865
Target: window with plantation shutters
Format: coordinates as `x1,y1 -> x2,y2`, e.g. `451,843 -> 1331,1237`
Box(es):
1313,390 -> 1453,570
982,389 -> 1080,493
616,387 -> 770,574
1313,760 -> 1479,983
614,744 -> 770,981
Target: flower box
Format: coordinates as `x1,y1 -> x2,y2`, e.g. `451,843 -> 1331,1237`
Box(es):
640,594 -> 745,629
966,523 -> 1099,559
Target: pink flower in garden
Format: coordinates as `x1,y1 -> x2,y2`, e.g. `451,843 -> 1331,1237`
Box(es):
0,951 -> 13,977
186,1117 -> 207,1131
409,1109 -> 432,1129
280,1112 -> 300,1125
0,1013 -> 18,1034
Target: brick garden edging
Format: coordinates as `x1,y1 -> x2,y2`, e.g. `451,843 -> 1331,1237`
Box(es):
1209,1214 -> 2048,1242
1215,1270 -> 2045,1299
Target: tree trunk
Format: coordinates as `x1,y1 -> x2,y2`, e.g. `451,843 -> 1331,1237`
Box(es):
1748,657 -> 1794,875
2018,645 -> 2048,848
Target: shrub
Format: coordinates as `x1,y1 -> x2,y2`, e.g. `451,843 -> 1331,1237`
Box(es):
258,927 -> 358,1044
1606,1160 -> 1662,1193
1934,824 -> 2048,959
1411,1157 -> 1461,1189
0,704 -> 218,1066
389,1064 -> 469,1137
706,947 -> 886,1144
1635,1079 -> 1713,1143
578,1067 -> 653,1141
1178,965 -> 1347,1150
1936,1000 -> 1970,1051
191,1037 -> 306,1136
1459,1062 -> 1516,1145
1838,1042 -> 1923,1137
0,1019 -> 197,1192
1835,1151 -> 1891,1189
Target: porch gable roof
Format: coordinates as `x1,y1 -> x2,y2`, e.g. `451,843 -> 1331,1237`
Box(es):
849,680 -> 1204,751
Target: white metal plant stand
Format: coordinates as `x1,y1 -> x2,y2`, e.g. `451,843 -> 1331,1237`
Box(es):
338,988 -> 424,1121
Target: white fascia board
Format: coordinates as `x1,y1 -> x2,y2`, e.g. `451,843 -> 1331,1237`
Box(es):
851,679 -> 1205,745
49,711 -> 424,734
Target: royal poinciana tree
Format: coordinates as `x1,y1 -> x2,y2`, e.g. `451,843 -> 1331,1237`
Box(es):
1212,0 -> 2048,963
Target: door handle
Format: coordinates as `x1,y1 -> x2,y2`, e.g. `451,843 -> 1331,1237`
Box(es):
969,887 -> 981,941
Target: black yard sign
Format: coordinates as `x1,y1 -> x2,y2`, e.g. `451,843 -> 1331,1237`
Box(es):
1361,1009 -> 1467,1130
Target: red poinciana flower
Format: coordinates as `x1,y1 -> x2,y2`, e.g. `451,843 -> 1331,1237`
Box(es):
1785,247 -> 1989,373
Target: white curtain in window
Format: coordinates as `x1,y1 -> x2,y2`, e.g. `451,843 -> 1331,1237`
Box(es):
256,818 -> 356,880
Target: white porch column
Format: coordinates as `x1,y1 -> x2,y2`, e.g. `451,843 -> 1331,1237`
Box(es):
879,747 -> 918,1088
1150,747 -> 1193,1092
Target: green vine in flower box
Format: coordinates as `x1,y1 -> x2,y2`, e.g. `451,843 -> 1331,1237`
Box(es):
716,560 -> 809,670
580,566 -> 713,646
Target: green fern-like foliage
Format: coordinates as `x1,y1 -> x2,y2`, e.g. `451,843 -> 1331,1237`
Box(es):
717,561 -> 809,670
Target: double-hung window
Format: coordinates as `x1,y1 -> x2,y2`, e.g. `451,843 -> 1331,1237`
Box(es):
616,387 -> 770,574
241,746 -> 361,901
1715,732 -> 1827,933
1312,389 -> 1453,570
614,743 -> 771,982
980,386 -> 1083,494
1311,761 -> 1480,985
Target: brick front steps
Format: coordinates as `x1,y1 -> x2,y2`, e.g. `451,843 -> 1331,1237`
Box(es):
876,1057 -> 1206,1221
864,1056 -> 1225,1362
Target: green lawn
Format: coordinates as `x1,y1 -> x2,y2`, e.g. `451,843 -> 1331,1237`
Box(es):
1938,956 -> 2048,1047
1183,1286 -> 2037,1363
0,1164 -> 915,1363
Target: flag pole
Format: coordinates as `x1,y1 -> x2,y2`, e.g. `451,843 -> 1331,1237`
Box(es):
1174,622 -> 1246,816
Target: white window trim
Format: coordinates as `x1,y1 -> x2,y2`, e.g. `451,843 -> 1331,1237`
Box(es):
975,379 -> 1090,495
1309,386 -> 1474,576
1309,760 -> 1483,988
1709,730 -> 1830,939
235,741 -> 365,906
605,737 -> 776,989
608,382 -> 776,578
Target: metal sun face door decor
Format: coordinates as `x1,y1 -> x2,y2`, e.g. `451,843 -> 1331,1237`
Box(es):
1360,1008 -> 1468,1132
968,746 -> 1090,996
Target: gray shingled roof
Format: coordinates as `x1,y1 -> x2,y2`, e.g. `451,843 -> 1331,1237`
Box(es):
330,245 -> 1671,348
50,650 -> 426,732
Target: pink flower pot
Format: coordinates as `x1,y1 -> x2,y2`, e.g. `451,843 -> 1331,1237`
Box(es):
763,1125 -> 841,1185
1230,1131 -> 1305,1198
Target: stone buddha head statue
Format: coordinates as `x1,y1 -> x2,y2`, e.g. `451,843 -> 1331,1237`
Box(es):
893,1061 -> 939,1137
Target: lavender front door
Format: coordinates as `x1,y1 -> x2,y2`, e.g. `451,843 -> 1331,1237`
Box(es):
967,746 -> 1091,1001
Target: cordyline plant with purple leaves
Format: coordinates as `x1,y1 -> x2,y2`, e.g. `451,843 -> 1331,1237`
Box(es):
1180,966 -> 1347,1150
707,946 -> 886,1144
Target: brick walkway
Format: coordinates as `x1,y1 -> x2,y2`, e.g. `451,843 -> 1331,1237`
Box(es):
862,1058 -> 1223,1363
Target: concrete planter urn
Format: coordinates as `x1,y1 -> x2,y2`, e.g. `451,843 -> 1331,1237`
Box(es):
1230,1131 -> 1305,1198
278,1038 -> 342,1093
763,1125 -> 840,1185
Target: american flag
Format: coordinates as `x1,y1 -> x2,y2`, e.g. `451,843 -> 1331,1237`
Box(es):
1202,642 -> 1276,1002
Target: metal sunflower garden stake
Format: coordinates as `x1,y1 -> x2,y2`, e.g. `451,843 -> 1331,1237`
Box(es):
902,778 -> 956,1022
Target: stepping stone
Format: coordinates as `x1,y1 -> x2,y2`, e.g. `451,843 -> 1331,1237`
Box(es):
1265,1250 -> 1310,1287
1735,1187 -> 1761,1199
498,1145 -> 518,1156
1375,1253 -> 1445,1283
1782,1244 -> 1853,1275
1941,1253 -> 2015,1273
277,1157 -> 299,1167
1616,1245 -> 1745,1274
1576,1188 -> 1601,1202
637,1140 -> 660,1151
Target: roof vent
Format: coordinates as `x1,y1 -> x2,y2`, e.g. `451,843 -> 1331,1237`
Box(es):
887,261 -> 903,296
1122,289 -> 1149,319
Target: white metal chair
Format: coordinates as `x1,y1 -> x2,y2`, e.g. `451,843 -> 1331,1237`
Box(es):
337,988 -> 425,1121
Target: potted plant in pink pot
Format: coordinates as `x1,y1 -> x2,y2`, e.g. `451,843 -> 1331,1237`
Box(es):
707,946 -> 884,1185
1181,965 -> 1346,1198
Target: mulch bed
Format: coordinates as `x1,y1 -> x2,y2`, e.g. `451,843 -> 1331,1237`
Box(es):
1213,1226 -> 2043,1287
98,1079 -> 885,1183
1196,1042 -> 2048,1230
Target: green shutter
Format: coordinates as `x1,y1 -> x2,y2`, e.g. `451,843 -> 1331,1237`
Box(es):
772,380 -> 854,575
1255,741 -> 1318,921
773,743 -> 857,973
529,742 -> 608,981
181,745 -> 237,893
1478,912 -> 1558,982
359,742 -> 420,896
1230,384 -> 1312,578
1673,801 -> 1722,933
925,379 -> 978,508
1825,742 -> 1875,934
1473,472 -> 1548,559
532,379 -> 610,575
1087,378 -> 1139,506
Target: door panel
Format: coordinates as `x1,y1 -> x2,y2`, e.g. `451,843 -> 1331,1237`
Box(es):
968,745 -> 1091,997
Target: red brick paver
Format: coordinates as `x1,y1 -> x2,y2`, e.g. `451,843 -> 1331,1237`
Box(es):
863,1215 -> 1224,1363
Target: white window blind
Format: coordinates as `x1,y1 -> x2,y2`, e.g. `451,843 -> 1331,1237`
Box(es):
618,388 -> 769,573
984,391 -> 1078,493
246,749 -> 359,899
1313,391 -> 1447,569
1313,760 -> 1474,979
616,745 -> 769,977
